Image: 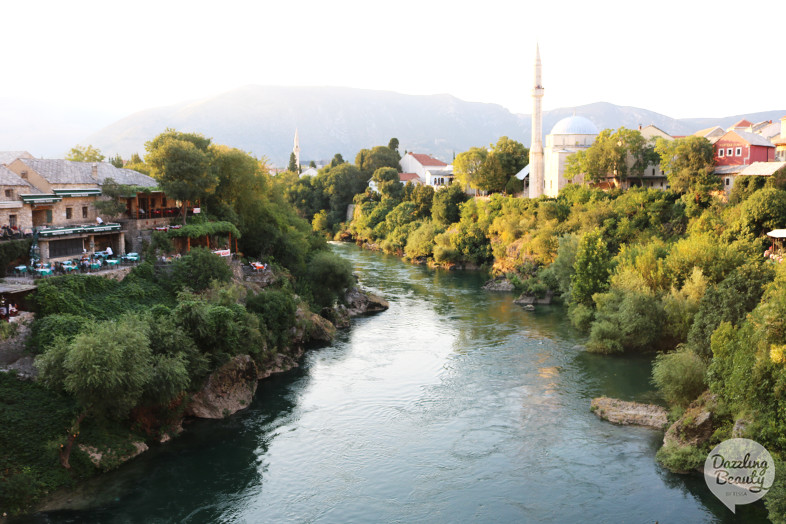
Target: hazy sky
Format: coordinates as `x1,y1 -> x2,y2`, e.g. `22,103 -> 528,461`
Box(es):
3,0 -> 785,121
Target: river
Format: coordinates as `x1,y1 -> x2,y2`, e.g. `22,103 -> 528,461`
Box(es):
24,244 -> 767,523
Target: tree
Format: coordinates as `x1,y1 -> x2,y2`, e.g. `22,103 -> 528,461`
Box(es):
145,129 -> 216,225
453,147 -> 488,190
388,137 -> 401,160
565,128 -> 653,184
570,229 -> 611,306
309,160 -> 317,168
372,167 -> 403,200
355,146 -> 400,175
125,153 -> 150,174
207,145 -> 267,219
491,136 -> 529,180
35,316 -> 154,468
65,144 -> 105,163
288,152 -> 298,173
475,152 -> 507,193
330,153 -> 345,168
95,178 -> 132,218
170,247 -> 234,292
108,154 -> 124,168
306,251 -> 355,308
655,136 -> 718,195
432,183 -> 468,225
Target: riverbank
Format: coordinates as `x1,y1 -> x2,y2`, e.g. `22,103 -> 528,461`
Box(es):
0,261 -> 388,517
21,243 -> 762,523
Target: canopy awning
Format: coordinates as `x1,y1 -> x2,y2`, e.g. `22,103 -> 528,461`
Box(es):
767,229 -> 786,239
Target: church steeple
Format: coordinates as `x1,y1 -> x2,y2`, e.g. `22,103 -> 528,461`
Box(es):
529,44 -> 545,199
293,128 -> 301,172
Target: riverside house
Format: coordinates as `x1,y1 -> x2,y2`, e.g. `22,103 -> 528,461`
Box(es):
1,158 -> 175,263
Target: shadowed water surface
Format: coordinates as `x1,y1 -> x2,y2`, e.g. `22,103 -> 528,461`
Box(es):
23,244 -> 767,523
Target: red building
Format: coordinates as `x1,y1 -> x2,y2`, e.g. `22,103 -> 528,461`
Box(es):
714,129 -> 775,166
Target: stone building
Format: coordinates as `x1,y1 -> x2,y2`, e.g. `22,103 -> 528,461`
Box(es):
2,158 -> 163,262
0,166 -> 36,231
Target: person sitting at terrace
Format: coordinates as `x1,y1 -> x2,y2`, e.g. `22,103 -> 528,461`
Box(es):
96,216 -> 104,225
106,246 -> 113,256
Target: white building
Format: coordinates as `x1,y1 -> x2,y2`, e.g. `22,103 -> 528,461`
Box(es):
399,153 -> 454,188
543,115 -> 599,197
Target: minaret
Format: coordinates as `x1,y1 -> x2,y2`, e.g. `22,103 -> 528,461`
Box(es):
529,44 -> 545,199
293,128 -> 301,172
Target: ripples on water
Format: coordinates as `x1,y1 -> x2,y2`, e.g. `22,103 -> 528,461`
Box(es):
26,244 -> 768,523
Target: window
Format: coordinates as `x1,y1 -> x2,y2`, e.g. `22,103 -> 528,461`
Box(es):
9,215 -> 16,228
46,210 -> 52,223
726,178 -> 730,186
66,207 -> 72,219
727,148 -> 733,156
49,238 -> 84,258
82,206 -> 88,218
735,147 -> 742,156
719,149 -> 725,157
4,189 -> 11,198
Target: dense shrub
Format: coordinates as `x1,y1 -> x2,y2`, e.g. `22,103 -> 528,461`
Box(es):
246,289 -> 298,348
27,314 -> 89,354
305,251 -> 355,308
652,348 -> 707,406
169,247 -> 233,292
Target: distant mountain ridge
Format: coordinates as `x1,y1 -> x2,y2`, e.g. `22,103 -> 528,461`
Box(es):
84,86 -> 785,166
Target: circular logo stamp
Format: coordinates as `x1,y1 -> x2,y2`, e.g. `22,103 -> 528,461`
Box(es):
704,438 -> 775,513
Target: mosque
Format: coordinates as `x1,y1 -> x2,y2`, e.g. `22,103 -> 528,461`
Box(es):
528,46 -> 599,198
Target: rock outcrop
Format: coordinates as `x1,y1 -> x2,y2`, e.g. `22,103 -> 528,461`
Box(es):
514,291 -> 554,306
186,355 -> 258,419
78,441 -> 148,471
481,277 -> 514,292
344,287 -> 389,317
663,392 -> 718,448
590,397 -> 668,429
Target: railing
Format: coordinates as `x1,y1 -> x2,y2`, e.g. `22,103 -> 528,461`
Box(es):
37,223 -> 121,238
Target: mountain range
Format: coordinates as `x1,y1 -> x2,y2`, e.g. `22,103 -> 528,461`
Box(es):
80,86 -> 785,166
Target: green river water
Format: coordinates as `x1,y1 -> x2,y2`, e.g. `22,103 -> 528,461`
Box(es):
21,243 -> 767,523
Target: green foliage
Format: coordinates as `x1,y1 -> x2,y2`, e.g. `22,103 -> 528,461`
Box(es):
312,209 -> 329,233
404,221 -> 444,259
169,247 -> 233,292
652,348 -> 707,406
288,152 -> 298,173
36,316 -> 153,419
687,263 -> 774,358
655,136 -> 718,195
144,129 -> 216,225
0,373 -> 83,514
246,289 -> 297,348
586,287 -> 664,353
95,178 -> 133,218
65,144 -> 105,162
355,146 -> 400,175
655,443 -> 705,473
27,314 -> 89,354
453,147 -> 488,190
565,127 -> 654,183
432,183 -> 468,226
0,238 -> 32,276
166,220 -> 241,240
505,175 -> 524,194
570,229 -> 611,306
306,251 -> 355,308
736,187 -> 786,239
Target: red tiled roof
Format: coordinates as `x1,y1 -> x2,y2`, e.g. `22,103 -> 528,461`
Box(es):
731,119 -> 753,128
399,172 -> 421,182
409,153 -> 447,167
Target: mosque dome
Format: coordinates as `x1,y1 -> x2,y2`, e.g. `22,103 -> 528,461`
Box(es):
550,115 -> 599,135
